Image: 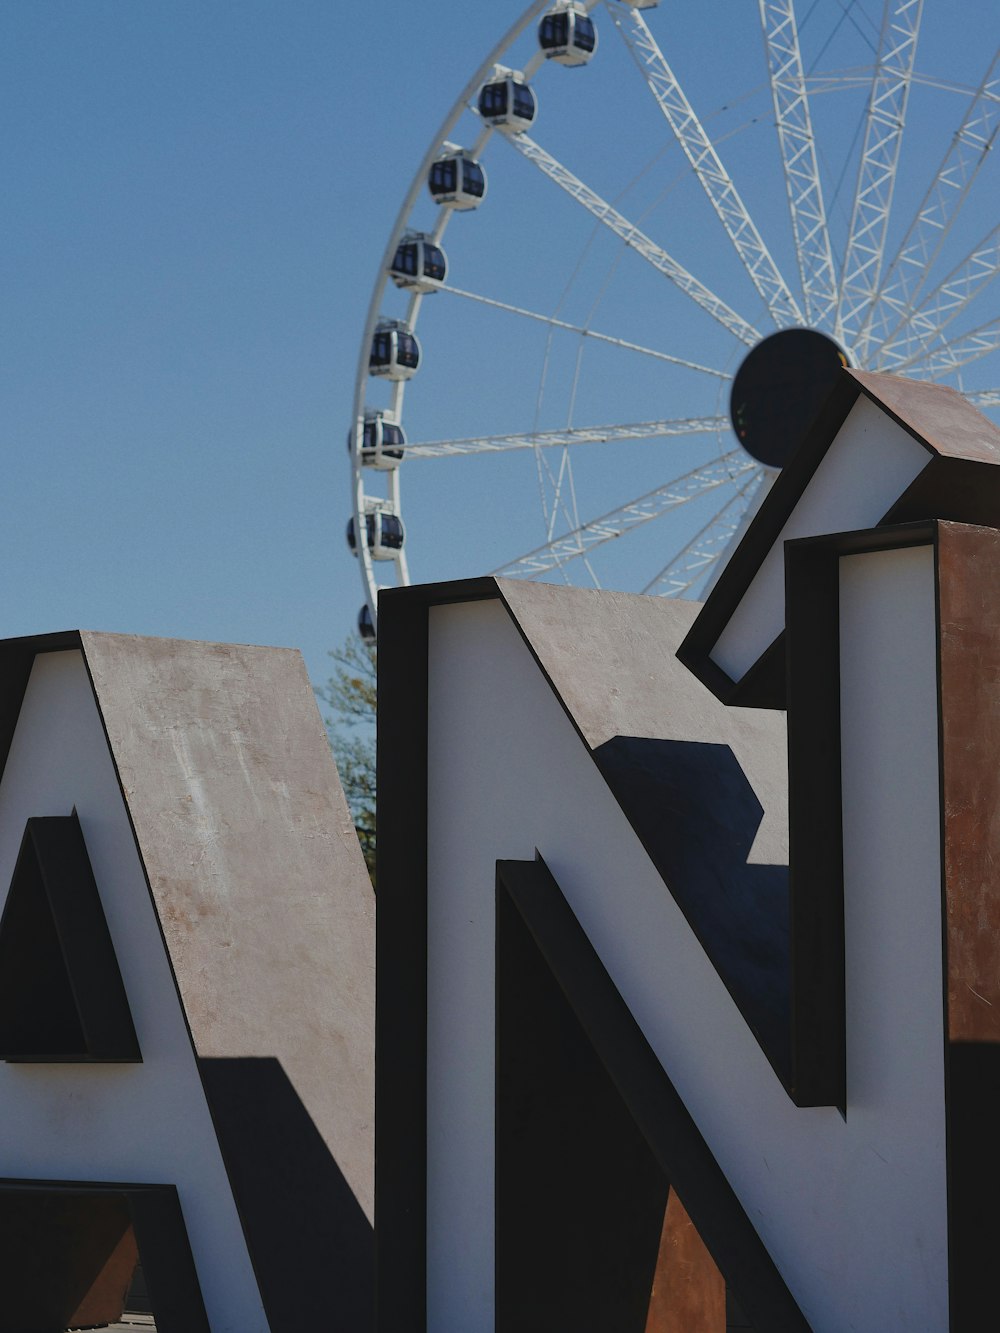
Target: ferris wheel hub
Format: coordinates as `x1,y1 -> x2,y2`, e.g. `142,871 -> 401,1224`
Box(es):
729,329 -> 849,470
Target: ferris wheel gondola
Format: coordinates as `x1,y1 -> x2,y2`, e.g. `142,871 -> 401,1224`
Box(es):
477,68 -> 538,131
349,410 -> 406,471
427,147 -> 488,209
390,233 -> 448,293
347,508 -> 406,561
358,603 -> 377,642
368,319 -> 421,381
348,0 -> 1000,639
538,3 -> 598,66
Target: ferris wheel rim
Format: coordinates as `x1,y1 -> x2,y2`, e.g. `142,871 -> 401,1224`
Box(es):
349,0 -> 557,635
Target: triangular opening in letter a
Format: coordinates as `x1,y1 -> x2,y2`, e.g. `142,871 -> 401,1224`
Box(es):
0,815 -> 140,1062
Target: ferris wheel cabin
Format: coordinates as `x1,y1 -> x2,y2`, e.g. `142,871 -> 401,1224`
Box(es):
538,4 -> 598,66
477,69 -> 537,133
428,148 -> 487,209
390,233 -> 447,292
349,410 -> 405,471
369,320 -> 421,380
358,603 -> 376,643
347,510 -> 406,561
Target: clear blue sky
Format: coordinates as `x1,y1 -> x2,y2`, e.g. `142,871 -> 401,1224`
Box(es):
3,2 -> 997,690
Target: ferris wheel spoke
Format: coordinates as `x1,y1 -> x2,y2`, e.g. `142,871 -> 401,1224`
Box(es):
857,50 -> 1000,358
963,388 -> 1000,408
404,415 -> 730,458
836,0 -> 924,353
607,2 -> 804,330
805,70 -> 876,95
809,68 -> 990,96
758,0 -> 839,330
876,222 -> 1000,369
506,133 -> 761,346
906,317 -> 1000,379
641,472 -> 763,597
492,451 -> 758,578
544,443 -> 585,550
438,283 -> 729,377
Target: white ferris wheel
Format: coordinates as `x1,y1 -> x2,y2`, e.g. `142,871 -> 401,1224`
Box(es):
349,0 -> 1000,640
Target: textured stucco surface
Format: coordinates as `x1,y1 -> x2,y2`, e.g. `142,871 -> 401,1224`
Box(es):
80,632 -> 375,1220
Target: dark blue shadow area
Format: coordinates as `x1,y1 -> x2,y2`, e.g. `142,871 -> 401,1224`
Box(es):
593,738 -> 791,1085
947,1040 -> 1000,1329
199,1056 -> 374,1332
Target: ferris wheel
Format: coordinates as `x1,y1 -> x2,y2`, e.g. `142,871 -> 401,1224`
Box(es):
349,0 -> 1000,640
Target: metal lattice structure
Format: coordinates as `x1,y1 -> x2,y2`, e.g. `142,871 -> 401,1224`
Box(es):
878,223 -> 1000,369
836,0 -> 923,353
758,0 -> 839,329
493,451 -> 759,577
607,2 -> 804,330
860,52 -> 1000,358
348,0 -> 1000,637
405,415 -> 729,459
506,134 -> 761,346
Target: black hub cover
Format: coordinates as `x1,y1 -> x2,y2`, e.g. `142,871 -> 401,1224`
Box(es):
729,328 -> 848,469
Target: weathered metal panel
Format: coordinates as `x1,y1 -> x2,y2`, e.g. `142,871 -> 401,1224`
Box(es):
77,632 -> 375,1229
937,522 -> 1000,1043
645,1192 -> 726,1333
920,520 -> 1000,1331
850,370 -> 1000,467
496,581 -> 788,868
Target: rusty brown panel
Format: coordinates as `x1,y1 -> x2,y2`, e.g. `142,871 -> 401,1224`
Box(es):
937,522 -> 1000,1043
71,1223 -> 139,1328
0,1191 -> 136,1331
849,371 -> 1000,466
645,1190 -> 726,1333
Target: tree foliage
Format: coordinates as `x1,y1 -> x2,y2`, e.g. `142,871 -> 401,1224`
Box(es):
317,633 -> 376,883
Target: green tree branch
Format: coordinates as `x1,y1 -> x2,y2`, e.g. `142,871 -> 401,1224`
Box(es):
317,633 -> 376,883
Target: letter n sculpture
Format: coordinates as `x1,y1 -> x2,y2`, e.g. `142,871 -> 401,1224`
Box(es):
377,370 -> 1000,1332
